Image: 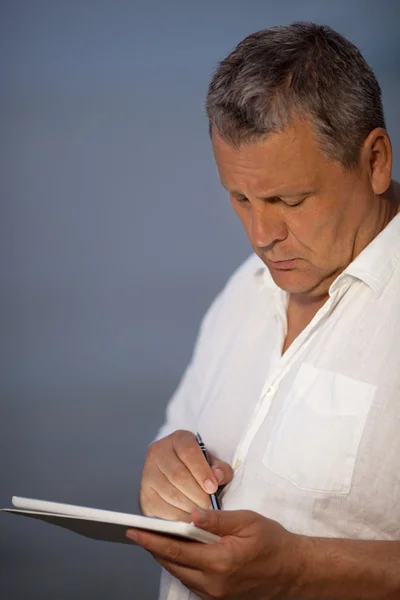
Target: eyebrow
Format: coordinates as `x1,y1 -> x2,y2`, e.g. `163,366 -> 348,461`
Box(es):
221,183 -> 313,200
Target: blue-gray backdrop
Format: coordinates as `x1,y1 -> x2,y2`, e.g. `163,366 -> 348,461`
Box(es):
1,1 -> 399,599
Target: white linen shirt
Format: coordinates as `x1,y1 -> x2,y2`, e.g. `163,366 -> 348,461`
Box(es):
157,213 -> 400,600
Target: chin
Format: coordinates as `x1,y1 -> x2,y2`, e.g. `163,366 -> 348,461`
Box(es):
268,270 -> 318,295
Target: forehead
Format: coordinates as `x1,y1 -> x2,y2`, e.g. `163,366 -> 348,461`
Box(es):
211,120 -> 331,192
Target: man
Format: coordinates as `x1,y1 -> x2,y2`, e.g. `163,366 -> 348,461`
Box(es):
127,23 -> 400,599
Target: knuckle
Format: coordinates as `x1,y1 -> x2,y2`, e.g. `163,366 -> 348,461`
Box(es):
211,553 -> 233,576
173,428 -> 190,438
167,484 -> 187,508
167,484 -> 180,501
177,442 -> 197,462
164,540 -> 182,562
168,467 -> 186,489
171,429 -> 192,446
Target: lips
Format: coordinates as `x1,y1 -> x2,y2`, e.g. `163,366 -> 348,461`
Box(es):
267,259 -> 298,270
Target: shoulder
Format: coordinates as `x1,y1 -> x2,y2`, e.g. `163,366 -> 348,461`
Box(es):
213,252 -> 265,306
198,253 -> 267,336
225,252 -> 266,288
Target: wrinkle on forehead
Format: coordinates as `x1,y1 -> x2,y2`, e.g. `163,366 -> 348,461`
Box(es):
212,119 -> 326,197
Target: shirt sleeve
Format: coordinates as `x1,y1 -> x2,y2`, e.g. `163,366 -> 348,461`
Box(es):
153,284 -> 226,441
153,253 -> 261,443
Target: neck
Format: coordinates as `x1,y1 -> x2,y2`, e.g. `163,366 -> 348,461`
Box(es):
288,292 -> 328,317
373,182 -> 399,234
387,179 -> 400,213
290,180 -> 400,310
282,182 -> 400,353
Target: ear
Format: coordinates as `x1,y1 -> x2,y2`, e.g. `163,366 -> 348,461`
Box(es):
360,128 -> 392,195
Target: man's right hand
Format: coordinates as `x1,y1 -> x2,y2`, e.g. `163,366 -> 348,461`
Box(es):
140,430 -> 234,522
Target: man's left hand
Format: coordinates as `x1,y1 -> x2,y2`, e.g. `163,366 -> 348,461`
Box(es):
126,508 -> 306,599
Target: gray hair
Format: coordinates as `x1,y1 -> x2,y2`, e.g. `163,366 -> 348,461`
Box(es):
205,22 -> 386,168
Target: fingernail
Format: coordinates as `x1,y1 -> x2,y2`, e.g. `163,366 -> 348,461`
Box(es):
204,479 -> 217,494
213,467 -> 224,484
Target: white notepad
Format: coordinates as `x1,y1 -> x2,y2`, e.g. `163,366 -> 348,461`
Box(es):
1,496 -> 220,545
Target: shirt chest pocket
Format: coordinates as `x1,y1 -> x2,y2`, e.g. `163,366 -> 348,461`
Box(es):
263,363 -> 376,494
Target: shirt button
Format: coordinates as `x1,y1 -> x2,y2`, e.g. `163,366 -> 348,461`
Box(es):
234,459 -> 242,470
266,385 -> 275,396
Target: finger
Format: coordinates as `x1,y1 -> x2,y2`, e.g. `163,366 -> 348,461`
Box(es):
143,432 -> 215,511
155,556 -> 209,598
143,469 -> 212,515
172,433 -> 219,495
157,455 -> 214,510
125,528 -> 221,569
192,508 -> 251,537
141,486 -> 196,523
208,455 -> 234,486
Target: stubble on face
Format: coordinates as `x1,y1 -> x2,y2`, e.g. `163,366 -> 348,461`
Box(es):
212,119 -> 389,300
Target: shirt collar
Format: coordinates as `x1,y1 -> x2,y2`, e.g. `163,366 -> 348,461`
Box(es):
338,211 -> 400,296
254,212 -> 400,297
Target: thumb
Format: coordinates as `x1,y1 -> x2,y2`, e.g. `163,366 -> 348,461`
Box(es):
191,508 -> 248,536
209,455 -> 234,486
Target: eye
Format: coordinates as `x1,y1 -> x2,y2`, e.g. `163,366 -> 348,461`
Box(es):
282,197 -> 307,207
231,194 -> 249,205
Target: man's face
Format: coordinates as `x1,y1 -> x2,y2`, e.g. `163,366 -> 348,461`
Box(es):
212,119 -> 376,298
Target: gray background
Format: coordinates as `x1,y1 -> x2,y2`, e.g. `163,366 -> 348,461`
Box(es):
1,1 -> 399,599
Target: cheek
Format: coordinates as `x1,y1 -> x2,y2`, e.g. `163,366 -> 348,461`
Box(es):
288,212 -> 338,256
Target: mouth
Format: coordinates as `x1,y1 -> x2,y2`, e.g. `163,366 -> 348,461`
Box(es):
267,258 -> 298,270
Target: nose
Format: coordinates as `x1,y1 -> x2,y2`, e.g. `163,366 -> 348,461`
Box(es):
250,203 -> 288,251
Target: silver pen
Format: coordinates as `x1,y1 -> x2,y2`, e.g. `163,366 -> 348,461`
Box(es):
195,432 -> 221,510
